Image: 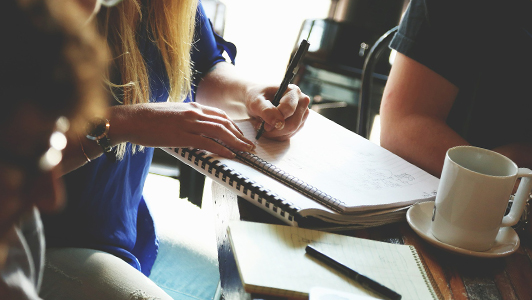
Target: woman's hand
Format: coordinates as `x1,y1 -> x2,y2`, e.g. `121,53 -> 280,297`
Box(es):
195,62 -> 310,141
245,83 -> 310,141
111,102 -> 255,158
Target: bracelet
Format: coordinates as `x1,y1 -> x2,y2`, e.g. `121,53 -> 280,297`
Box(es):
78,135 -> 91,163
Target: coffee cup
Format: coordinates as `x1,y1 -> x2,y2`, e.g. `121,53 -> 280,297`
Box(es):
431,146 -> 532,252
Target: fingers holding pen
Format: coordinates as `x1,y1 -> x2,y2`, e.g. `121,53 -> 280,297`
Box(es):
276,85 -> 310,134
269,103 -> 310,141
275,84 -> 309,120
248,86 -> 286,132
250,84 -> 310,140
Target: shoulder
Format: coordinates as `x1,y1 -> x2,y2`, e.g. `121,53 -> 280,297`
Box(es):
395,0 -> 521,50
391,0 -> 513,87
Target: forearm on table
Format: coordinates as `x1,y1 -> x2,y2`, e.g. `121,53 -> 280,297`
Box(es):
380,115 -> 469,177
60,101 -> 255,171
381,117 -> 532,177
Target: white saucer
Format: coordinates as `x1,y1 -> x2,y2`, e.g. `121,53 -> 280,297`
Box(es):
406,201 -> 520,258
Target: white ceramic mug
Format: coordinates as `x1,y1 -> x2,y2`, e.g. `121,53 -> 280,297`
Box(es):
431,146 -> 532,251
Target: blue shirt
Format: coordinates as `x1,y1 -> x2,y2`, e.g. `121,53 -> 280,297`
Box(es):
43,2 -> 236,276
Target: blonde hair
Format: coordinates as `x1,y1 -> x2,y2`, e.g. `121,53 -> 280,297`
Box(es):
99,0 -> 198,157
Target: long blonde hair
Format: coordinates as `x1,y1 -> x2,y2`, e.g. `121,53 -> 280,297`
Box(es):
99,0 -> 198,157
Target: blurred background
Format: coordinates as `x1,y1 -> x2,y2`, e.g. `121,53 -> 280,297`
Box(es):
218,0 -> 332,84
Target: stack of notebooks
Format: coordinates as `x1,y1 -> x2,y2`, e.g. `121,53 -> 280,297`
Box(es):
163,110 -> 439,228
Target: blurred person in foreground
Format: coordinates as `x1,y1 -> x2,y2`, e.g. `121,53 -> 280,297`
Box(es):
0,0 -> 108,298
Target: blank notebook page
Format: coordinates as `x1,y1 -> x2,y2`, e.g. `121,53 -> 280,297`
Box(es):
228,221 -> 438,299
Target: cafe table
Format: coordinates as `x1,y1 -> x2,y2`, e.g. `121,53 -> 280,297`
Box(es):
205,180 -> 532,300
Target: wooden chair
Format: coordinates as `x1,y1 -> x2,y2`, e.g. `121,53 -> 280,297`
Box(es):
356,26 -> 398,139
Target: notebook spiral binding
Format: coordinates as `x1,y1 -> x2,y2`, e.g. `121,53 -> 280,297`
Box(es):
171,148 -> 300,226
235,151 -> 345,213
408,245 -> 442,300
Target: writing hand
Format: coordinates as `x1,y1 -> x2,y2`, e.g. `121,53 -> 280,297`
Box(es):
247,84 -> 310,141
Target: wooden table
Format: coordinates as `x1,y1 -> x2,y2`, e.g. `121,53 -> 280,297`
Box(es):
209,181 -> 532,300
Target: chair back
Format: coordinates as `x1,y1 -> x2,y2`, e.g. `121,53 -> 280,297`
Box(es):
356,26 -> 398,138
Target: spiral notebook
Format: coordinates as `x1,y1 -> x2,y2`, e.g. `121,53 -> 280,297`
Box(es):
163,110 -> 439,227
228,221 -> 441,299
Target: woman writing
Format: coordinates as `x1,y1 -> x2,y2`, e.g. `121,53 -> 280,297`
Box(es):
41,1 -> 310,299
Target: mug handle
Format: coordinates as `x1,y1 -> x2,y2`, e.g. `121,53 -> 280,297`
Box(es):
501,168 -> 532,227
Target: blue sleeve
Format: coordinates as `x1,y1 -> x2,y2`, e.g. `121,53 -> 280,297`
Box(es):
188,1 -> 237,101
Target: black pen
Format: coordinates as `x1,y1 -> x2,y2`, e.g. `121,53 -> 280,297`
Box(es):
255,39 -> 310,140
305,245 -> 402,300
